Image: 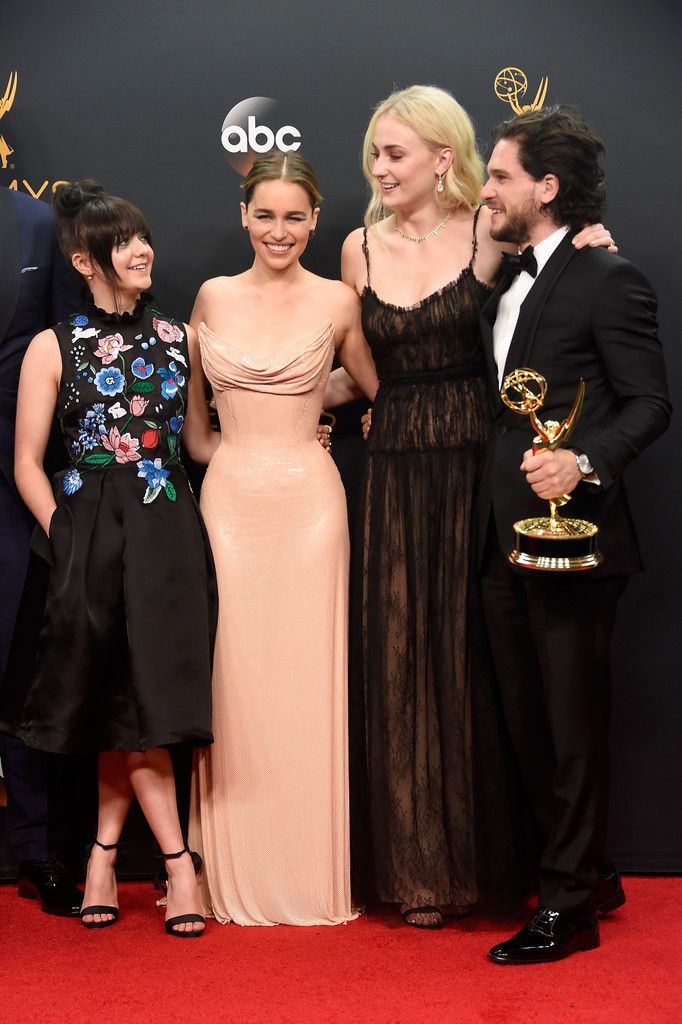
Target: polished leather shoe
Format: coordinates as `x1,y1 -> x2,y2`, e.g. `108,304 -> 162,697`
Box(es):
17,858 -> 83,916
592,869 -> 626,915
487,907 -> 599,964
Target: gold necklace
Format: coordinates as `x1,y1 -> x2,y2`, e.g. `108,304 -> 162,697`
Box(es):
394,211 -> 452,244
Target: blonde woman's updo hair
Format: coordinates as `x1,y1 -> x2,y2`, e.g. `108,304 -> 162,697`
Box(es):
241,151 -> 323,208
362,85 -> 485,227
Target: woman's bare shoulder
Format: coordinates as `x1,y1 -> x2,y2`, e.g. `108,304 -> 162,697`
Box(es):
342,226 -> 365,252
307,273 -> 359,307
195,274 -> 245,297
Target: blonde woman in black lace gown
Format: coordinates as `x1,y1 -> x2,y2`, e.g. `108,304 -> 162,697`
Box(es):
326,85 -> 615,927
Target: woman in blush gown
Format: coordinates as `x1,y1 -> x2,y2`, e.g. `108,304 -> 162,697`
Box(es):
188,152 -> 378,926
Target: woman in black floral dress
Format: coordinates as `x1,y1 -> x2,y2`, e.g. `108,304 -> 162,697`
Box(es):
7,181 -> 219,937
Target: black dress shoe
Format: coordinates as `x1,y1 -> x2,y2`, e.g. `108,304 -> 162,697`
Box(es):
592,869 -> 626,915
487,908 -> 599,965
17,858 -> 83,917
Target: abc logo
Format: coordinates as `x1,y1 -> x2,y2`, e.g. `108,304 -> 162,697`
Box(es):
222,115 -> 301,154
221,97 -> 302,173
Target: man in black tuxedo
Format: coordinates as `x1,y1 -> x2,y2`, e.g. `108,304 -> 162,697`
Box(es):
477,107 -> 671,963
0,186 -> 83,914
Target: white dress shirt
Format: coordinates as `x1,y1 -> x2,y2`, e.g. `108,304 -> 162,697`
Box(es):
492,224 -> 599,483
493,225 -> 570,388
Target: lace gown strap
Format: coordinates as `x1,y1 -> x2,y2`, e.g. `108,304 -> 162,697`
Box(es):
361,227 -> 371,288
469,207 -> 483,270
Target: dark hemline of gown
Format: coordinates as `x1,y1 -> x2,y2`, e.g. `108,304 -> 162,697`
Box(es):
0,295 -> 217,755
350,213 -> 537,912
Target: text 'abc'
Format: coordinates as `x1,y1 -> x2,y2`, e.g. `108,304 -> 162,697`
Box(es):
222,115 -> 301,154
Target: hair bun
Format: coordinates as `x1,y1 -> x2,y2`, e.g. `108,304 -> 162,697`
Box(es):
53,179 -> 106,218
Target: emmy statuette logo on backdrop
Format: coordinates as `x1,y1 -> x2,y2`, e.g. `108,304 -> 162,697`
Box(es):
0,70 -> 18,170
221,97 -> 301,175
0,68 -> 69,199
494,67 -> 549,115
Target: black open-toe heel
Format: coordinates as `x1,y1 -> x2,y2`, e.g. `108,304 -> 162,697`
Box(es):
160,846 -> 205,939
154,844 -> 202,892
400,904 -> 444,930
80,839 -> 120,930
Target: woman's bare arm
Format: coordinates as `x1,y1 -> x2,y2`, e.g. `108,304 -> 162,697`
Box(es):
14,330 -> 62,534
334,285 -> 379,402
181,323 -> 220,465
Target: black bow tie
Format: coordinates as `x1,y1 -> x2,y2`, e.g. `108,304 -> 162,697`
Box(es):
500,247 -> 538,280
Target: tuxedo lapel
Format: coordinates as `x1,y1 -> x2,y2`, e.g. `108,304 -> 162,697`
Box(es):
0,188 -> 21,344
501,232 -> 577,383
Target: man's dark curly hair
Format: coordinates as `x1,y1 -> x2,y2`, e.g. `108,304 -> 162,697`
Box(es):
491,105 -> 605,231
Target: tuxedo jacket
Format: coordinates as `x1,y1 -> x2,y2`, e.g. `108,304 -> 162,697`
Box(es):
477,231 -> 671,577
0,188 -> 79,487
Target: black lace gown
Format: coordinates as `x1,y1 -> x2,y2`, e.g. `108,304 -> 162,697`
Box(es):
352,217 -> 532,911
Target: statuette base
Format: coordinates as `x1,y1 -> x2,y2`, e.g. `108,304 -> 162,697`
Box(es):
509,517 -> 603,572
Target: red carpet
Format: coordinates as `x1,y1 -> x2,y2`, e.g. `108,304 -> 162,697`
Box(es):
2,877 -> 681,1024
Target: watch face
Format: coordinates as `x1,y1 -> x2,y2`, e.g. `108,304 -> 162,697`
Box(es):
577,453 -> 593,475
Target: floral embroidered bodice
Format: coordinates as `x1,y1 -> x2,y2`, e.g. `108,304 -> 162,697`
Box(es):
53,295 -> 189,504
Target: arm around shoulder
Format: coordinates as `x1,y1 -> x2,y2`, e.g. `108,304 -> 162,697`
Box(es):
332,281 -> 378,402
181,324 -> 220,465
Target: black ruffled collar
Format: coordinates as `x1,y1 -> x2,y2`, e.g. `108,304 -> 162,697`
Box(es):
81,289 -> 155,325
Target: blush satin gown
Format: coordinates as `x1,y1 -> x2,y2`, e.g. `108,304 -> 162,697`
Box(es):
188,319 -> 357,926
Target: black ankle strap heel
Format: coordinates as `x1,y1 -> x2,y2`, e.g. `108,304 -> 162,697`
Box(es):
155,845 -> 202,891
91,838 -> 120,852
80,838 -> 121,930
158,846 -> 205,939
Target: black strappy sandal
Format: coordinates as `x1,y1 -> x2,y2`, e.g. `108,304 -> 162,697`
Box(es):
400,904 -> 444,930
80,839 -> 120,929
160,846 -> 205,939
154,845 -> 202,892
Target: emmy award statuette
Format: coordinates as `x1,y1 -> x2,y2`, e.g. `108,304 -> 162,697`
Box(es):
500,368 -> 603,571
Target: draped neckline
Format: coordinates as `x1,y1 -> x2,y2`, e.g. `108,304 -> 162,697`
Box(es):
199,319 -> 335,368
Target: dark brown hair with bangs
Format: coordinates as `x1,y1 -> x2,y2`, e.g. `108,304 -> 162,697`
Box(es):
53,180 -> 152,296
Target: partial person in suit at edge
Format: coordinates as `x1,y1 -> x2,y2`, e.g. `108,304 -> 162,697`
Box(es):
477,106 -> 671,964
0,187 -> 83,916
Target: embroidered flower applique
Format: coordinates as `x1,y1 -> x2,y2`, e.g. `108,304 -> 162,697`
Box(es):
95,367 -> 125,397
61,310 -> 187,504
157,361 -> 186,400
101,427 -> 141,463
152,317 -> 184,344
137,458 -> 177,504
94,333 -> 133,365
63,468 -> 83,495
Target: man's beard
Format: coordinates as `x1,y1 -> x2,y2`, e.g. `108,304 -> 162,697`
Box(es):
489,208 -> 532,246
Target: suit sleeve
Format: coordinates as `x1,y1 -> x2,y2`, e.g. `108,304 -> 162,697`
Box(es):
49,227 -> 81,324
571,260 -> 671,490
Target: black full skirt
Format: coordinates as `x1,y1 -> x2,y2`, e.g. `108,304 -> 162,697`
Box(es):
5,465 -> 216,754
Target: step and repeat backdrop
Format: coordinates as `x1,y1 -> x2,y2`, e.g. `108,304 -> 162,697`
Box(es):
1,0 -> 680,872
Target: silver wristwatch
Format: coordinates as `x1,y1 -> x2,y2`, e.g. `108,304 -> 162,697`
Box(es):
575,452 -> 594,478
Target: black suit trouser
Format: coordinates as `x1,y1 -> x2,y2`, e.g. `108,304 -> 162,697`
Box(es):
0,472 -> 54,861
480,527 -> 627,916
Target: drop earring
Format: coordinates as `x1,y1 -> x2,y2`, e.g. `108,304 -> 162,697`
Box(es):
437,174 -> 444,194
